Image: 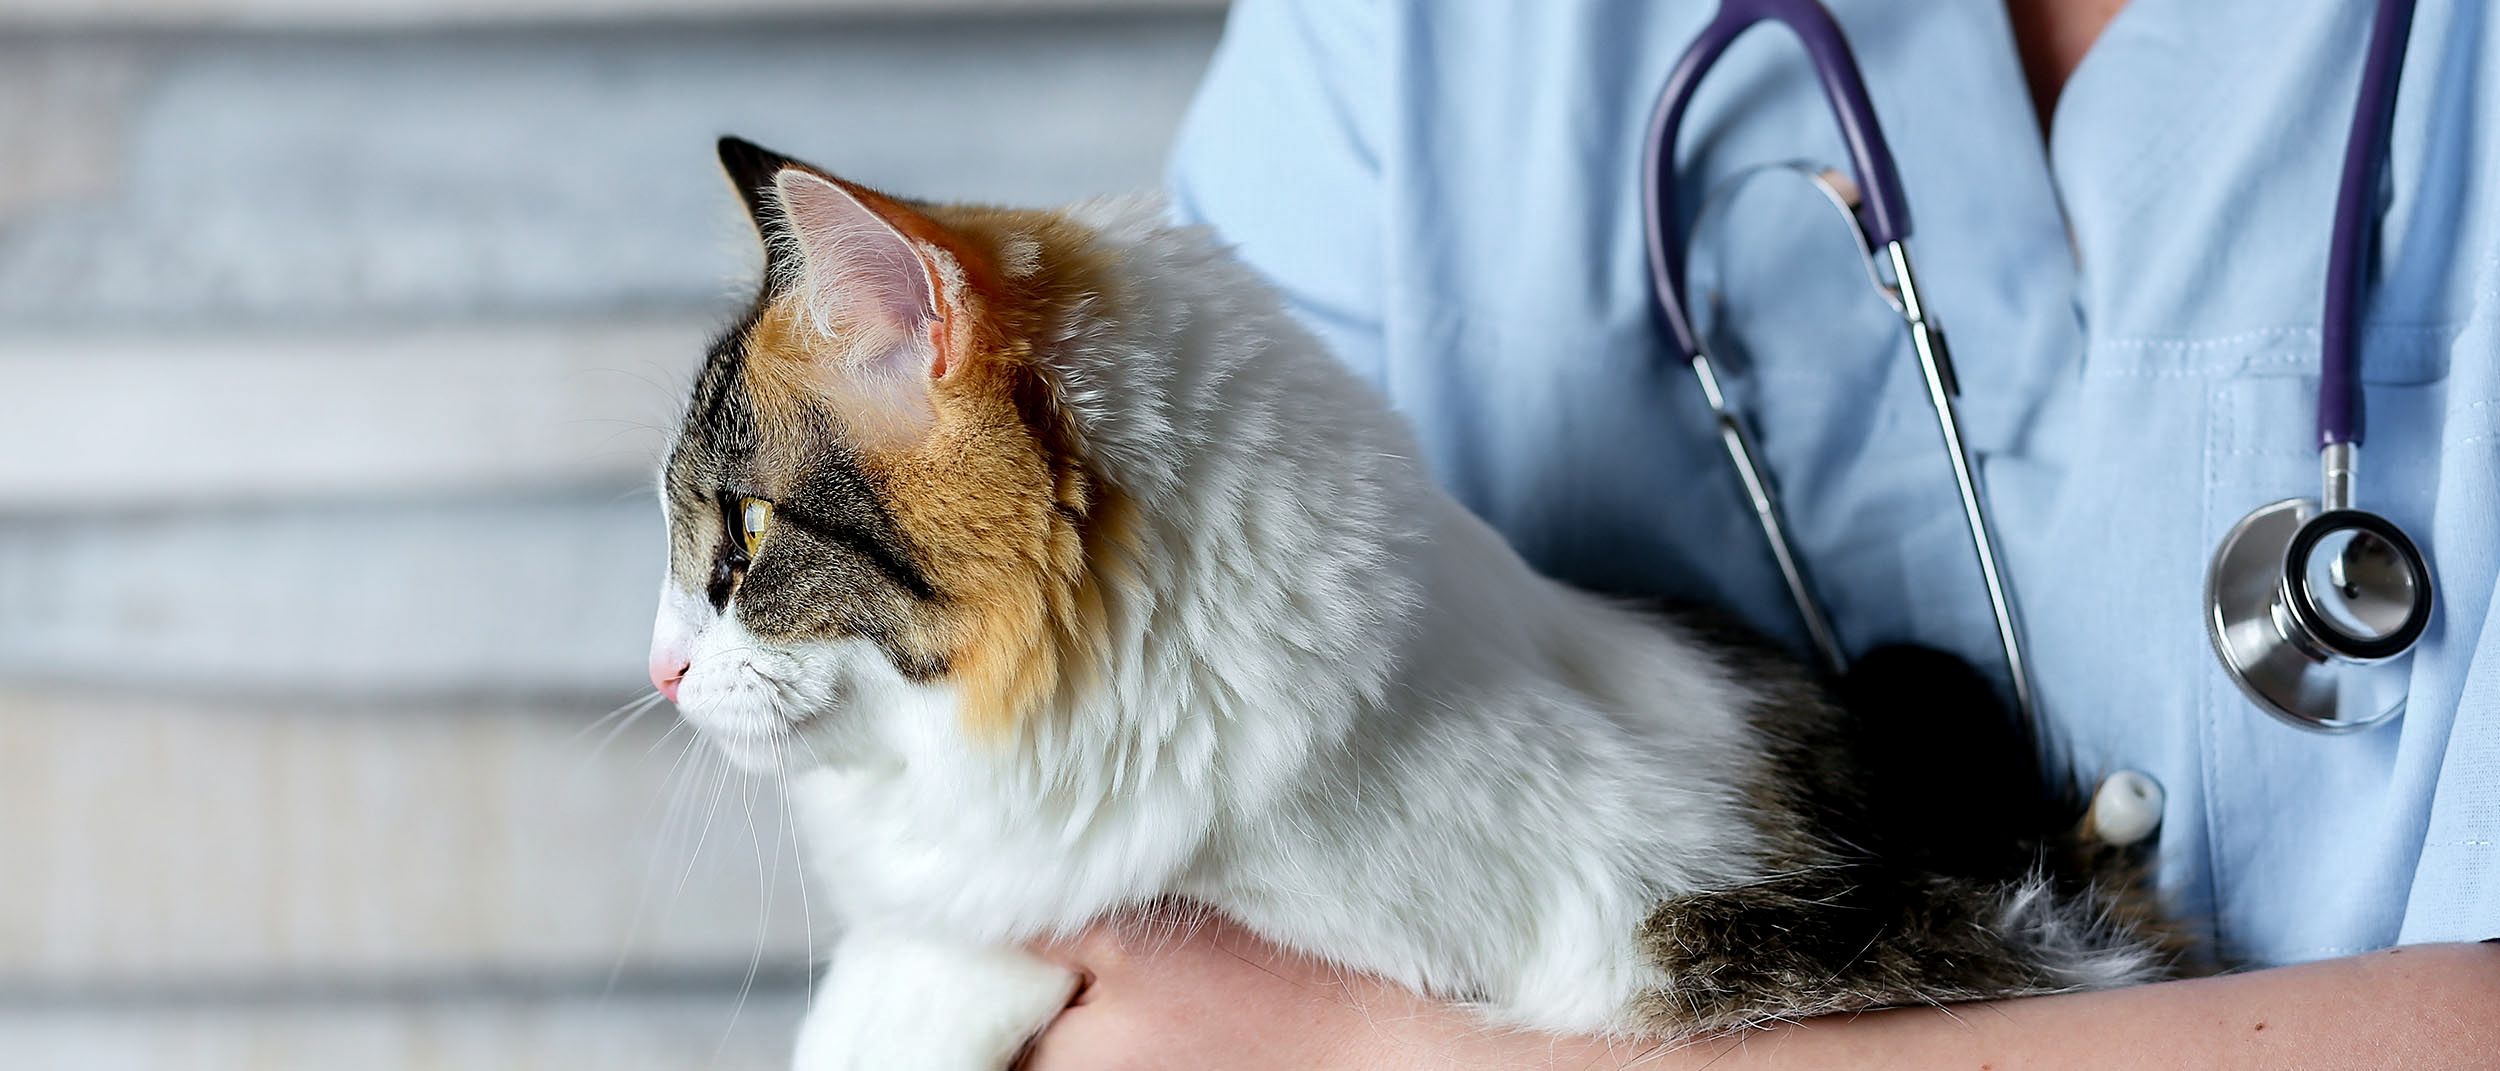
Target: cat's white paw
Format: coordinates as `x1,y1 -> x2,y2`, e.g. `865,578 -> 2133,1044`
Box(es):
791,930 -> 1077,1071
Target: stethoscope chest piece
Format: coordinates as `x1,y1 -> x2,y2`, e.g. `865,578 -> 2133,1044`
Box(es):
2206,498 -> 2431,732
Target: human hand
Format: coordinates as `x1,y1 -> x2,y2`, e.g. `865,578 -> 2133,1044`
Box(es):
1019,905 -> 1665,1071
1019,906 -> 1427,1071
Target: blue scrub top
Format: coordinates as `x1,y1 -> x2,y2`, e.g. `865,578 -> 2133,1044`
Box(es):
1168,0 -> 2500,967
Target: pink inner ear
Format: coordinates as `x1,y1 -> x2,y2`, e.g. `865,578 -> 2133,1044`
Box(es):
773,169 -> 937,368
771,170 -> 947,444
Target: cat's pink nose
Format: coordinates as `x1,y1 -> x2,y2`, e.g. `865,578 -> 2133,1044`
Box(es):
651,658 -> 688,702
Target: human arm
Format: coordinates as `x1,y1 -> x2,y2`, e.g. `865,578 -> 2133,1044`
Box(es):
1023,912 -> 2500,1070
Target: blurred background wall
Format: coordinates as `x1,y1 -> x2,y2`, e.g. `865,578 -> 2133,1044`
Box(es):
0,2 -> 1224,1066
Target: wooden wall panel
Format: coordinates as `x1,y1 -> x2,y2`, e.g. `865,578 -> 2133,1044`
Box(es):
0,990 -> 806,1071
0,16 -> 1222,328
0,493 -> 663,694
0,687 -> 821,983
0,324 -> 696,510
0,0 -> 1219,27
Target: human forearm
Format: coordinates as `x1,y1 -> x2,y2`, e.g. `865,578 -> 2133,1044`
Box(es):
1028,912 -> 2500,1071
1446,943 -> 2500,1071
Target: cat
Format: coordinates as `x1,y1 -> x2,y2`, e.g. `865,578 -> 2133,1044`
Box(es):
646,136 -> 2170,1070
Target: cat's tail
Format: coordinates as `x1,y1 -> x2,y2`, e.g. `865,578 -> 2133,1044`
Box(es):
1836,644 -> 2197,970
1634,863 -> 2170,1039
1630,627 -> 2185,1039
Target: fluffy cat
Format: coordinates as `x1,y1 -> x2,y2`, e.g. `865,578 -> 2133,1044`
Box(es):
647,137 -> 2169,1070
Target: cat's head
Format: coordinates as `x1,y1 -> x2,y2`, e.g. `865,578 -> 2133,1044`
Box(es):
649,138 -> 1135,771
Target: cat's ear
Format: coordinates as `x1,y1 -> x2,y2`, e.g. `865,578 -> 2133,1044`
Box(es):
716,138 -> 966,443
769,167 -> 945,377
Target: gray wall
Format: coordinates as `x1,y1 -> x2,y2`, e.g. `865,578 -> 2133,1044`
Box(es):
0,4 -> 1225,1067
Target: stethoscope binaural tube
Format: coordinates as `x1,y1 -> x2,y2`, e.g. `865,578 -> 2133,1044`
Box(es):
1643,0 -> 2037,724
2204,0 -> 2435,732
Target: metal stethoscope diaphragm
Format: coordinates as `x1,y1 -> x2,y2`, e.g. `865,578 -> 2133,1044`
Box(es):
2206,477 -> 2433,732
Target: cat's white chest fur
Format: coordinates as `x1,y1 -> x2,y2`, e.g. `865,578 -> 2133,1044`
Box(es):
784,481 -> 1773,1041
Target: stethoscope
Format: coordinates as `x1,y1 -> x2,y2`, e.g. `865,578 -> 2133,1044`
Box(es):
1642,0 -> 2434,735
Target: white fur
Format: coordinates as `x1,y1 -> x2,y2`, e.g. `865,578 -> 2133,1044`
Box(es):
661,195 -> 1780,1068
1991,872 -> 2162,992
794,931 -> 1075,1071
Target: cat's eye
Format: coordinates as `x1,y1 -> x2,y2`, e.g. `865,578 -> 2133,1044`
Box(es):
735,497 -> 774,558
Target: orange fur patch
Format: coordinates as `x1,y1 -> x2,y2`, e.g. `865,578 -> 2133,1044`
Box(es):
742,187 -> 1136,743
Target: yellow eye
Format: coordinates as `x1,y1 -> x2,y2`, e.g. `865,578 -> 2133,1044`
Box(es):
736,497 -> 773,557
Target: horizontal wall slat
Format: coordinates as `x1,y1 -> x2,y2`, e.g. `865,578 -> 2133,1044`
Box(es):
0,988 -> 806,1071
0,324 -> 698,510
0,687 -> 819,984
0,17 -> 1221,328
0,493 -> 663,695
0,0 -> 1222,27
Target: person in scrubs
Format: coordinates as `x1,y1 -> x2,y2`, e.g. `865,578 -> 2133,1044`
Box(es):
1022,1 -> 2500,1065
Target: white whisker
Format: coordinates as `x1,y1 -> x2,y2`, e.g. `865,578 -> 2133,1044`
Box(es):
602,723 -> 706,1008
571,689 -> 667,744
776,733 -> 821,1007
713,759 -> 777,1066
673,744 -> 737,908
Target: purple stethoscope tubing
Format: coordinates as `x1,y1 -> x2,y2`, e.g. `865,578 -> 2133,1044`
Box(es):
1645,0 -> 2432,731
1647,0 -> 2410,456
2320,0 -> 2417,451
1642,0 -> 2035,721
1643,0 -> 1910,364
